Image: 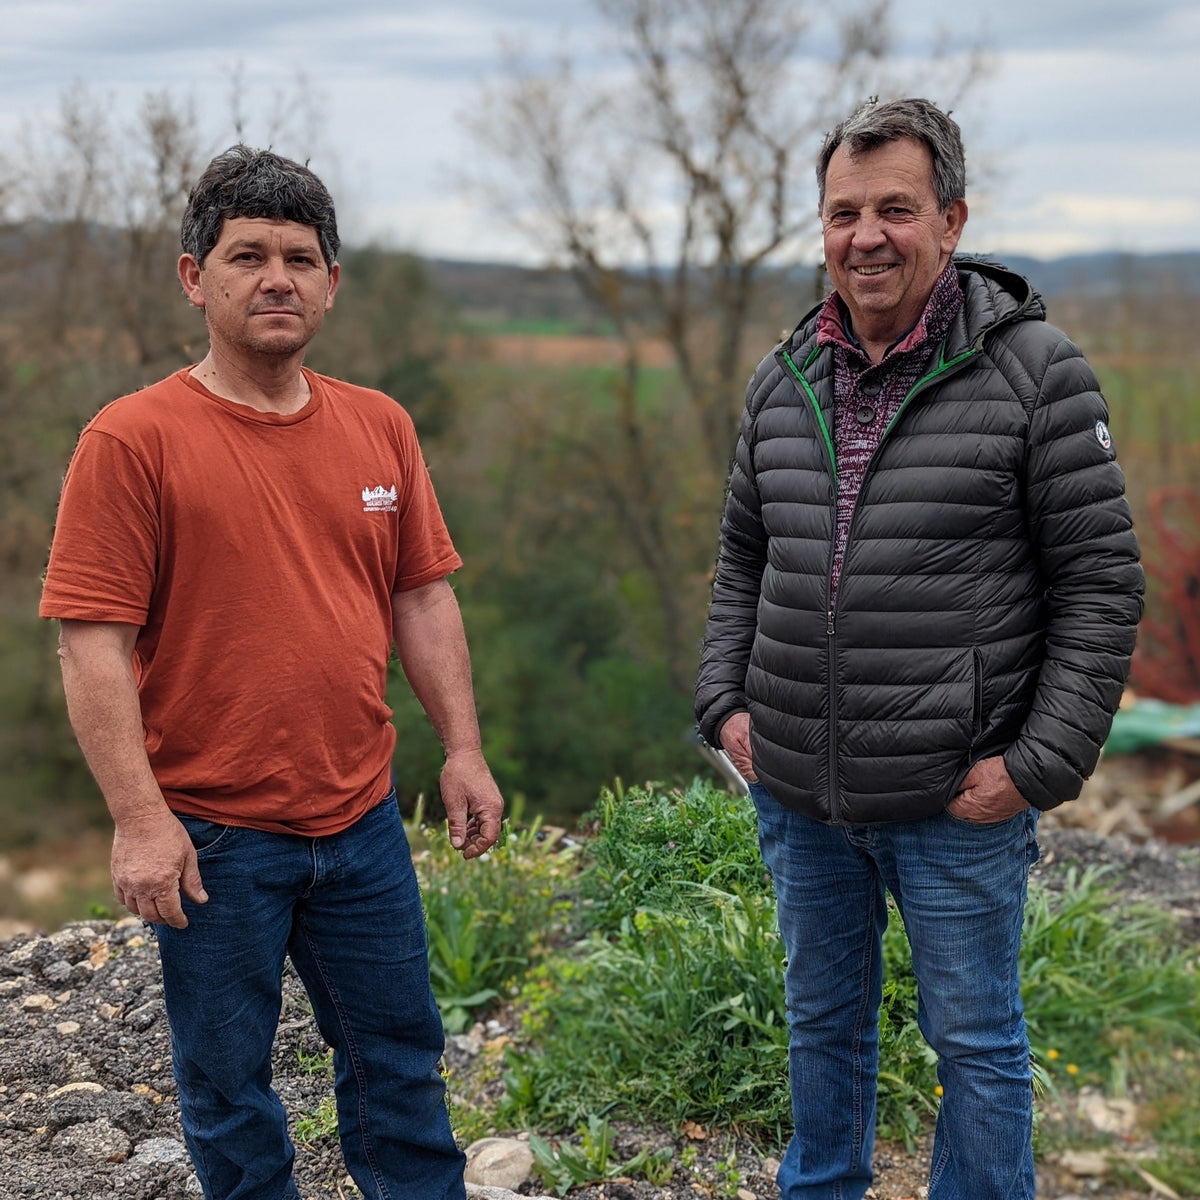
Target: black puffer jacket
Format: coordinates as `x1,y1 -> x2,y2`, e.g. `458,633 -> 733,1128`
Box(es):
695,258 -> 1144,822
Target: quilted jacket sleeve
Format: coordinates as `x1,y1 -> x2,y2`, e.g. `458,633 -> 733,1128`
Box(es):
996,324 -> 1145,809
694,375 -> 770,747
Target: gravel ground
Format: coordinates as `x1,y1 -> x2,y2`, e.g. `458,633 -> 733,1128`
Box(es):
0,826 -> 1195,1200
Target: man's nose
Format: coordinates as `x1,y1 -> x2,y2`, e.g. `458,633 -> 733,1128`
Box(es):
851,214 -> 887,250
258,255 -> 293,291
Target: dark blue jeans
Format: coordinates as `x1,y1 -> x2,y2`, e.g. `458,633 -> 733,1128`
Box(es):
155,794 -> 465,1200
751,783 -> 1039,1200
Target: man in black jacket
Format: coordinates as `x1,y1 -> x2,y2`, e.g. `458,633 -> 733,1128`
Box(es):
695,98 -> 1143,1200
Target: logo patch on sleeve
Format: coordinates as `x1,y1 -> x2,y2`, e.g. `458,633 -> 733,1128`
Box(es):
1094,420 -> 1112,450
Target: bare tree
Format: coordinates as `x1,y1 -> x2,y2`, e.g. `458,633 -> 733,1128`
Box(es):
464,0 -> 986,690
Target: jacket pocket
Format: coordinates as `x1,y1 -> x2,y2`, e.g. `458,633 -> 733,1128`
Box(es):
971,648 -> 984,743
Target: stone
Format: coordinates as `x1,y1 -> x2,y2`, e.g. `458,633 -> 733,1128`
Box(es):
47,1082 -> 104,1098
42,960 -> 74,987
465,1186 -> 555,1200
19,994 -> 54,1012
132,1137 -> 189,1165
55,1021 -> 81,1036
50,1117 -> 131,1163
1059,1149 -> 1111,1177
463,1137 -> 535,1191
763,1156 -> 781,1180
48,926 -> 98,962
124,999 -> 163,1032
46,1085 -> 154,1137
1076,1088 -> 1138,1136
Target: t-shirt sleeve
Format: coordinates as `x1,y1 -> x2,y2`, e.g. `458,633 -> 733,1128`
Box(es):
391,417 -> 462,592
39,429 -> 159,625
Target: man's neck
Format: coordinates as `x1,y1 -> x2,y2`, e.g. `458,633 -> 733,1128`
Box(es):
189,349 -> 312,415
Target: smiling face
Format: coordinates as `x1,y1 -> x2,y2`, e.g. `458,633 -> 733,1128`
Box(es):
820,137 -> 967,356
178,217 -> 339,362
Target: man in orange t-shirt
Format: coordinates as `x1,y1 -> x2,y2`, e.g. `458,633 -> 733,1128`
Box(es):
39,146 -> 501,1200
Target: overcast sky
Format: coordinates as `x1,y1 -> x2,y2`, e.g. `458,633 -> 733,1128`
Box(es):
2,0 -> 1196,264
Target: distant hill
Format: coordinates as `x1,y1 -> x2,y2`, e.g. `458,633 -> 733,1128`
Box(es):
424,250 -> 1200,331
997,251 -> 1200,299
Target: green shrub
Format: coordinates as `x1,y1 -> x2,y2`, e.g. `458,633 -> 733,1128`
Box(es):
499,883 -> 789,1131
414,813 -> 577,1032
576,779 -> 770,928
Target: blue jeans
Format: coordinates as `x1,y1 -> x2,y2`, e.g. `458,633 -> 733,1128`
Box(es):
751,783 -> 1038,1200
154,793 -> 465,1200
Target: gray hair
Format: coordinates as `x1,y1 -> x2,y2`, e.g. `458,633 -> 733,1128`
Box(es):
816,97 -> 966,213
181,145 -> 340,268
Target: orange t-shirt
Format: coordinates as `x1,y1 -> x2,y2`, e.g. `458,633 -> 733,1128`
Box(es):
40,368 -> 462,835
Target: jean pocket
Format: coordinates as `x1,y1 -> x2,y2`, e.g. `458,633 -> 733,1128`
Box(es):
174,813 -> 239,858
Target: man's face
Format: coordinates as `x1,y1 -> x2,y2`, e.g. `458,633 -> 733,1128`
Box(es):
178,217 -> 339,360
820,138 -> 966,348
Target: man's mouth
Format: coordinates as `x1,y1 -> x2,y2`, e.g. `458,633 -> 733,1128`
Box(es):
851,264 -> 896,276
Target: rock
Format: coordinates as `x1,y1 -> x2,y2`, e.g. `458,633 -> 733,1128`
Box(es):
46,1085 -> 154,1136
46,1081 -> 104,1098
48,926 -> 98,962
1075,1087 -> 1138,1136
763,1155 -> 781,1180
49,1116 -> 131,1162
55,1021 -> 80,1036
19,994 -> 54,1012
124,999 -> 164,1032
42,960 -> 73,987
1058,1149 -> 1111,1177
131,1136 -> 190,1165
464,1136 -> 535,1190
465,1186 -> 555,1200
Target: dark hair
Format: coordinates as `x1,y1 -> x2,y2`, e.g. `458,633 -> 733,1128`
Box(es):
180,145 -> 340,268
816,97 -> 966,213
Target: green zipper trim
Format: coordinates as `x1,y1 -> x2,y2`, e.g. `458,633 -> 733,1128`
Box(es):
880,344 -> 979,440
781,347 -> 836,478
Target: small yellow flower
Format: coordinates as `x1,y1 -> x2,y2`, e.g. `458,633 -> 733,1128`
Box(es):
934,1085 -> 944,1097
1046,1049 -> 1059,1061
1066,1063 -> 1079,1076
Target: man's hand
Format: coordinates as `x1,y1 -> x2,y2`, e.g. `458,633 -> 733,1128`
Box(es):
440,749 -> 504,860
111,809 -> 208,929
718,711 -> 758,783
948,755 -> 1030,824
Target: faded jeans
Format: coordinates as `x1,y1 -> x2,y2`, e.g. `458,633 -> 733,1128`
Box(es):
154,792 -> 464,1200
751,782 -> 1039,1200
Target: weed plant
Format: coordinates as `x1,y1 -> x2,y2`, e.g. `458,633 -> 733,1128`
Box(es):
412,809 -> 577,1033
576,779 -> 770,927
501,883 -> 789,1131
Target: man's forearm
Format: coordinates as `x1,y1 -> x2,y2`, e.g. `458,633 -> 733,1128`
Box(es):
57,621 -> 167,822
390,579 -> 482,755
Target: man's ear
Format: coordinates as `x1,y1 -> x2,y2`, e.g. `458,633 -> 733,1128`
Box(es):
941,198 -> 968,255
178,254 -> 205,308
324,261 -> 340,313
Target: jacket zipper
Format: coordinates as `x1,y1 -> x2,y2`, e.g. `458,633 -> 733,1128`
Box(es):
782,341 -> 979,822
